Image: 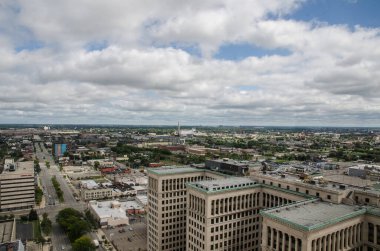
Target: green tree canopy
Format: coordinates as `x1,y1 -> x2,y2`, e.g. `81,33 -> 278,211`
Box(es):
28,209 -> 38,221
72,236 -> 96,251
41,213 -> 52,235
56,208 -> 90,242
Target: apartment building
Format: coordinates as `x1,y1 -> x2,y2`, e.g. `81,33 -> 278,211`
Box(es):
147,167 -> 227,251
0,161 -> 35,211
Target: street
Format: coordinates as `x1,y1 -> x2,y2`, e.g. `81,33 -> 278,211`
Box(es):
35,142 -> 87,251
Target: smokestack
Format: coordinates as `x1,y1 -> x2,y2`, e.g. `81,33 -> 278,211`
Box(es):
178,121 -> 181,137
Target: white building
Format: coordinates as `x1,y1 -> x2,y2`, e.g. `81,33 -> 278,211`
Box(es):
89,200 -> 129,227
80,180 -> 99,189
89,200 -> 145,227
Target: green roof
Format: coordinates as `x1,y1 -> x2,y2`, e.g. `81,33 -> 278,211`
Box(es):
147,166 -> 201,175
261,200 -> 368,232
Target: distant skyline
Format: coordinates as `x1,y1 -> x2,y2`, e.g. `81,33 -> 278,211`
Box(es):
1,0 -> 380,126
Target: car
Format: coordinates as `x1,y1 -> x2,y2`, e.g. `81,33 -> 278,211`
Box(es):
129,227 -> 133,231
61,245 -> 65,250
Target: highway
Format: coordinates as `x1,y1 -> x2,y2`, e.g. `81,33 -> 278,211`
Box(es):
34,142 -> 87,251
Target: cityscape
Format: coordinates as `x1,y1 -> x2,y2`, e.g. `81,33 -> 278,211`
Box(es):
0,125 -> 380,250
1,0 -> 380,251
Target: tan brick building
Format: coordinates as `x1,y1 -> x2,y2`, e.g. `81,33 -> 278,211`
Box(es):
186,177 -> 309,251
147,167 -> 226,251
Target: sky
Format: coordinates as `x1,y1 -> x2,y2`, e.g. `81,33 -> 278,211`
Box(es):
0,0 -> 380,126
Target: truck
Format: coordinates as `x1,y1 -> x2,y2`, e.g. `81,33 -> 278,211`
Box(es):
93,239 -> 99,247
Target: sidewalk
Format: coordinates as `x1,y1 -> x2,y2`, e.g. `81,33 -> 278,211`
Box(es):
35,178 -> 46,209
95,228 -> 117,251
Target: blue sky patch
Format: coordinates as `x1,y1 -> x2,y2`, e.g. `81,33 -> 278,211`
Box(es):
214,43 -> 291,61
169,43 -> 202,57
15,39 -> 44,52
290,0 -> 380,28
237,86 -> 259,91
85,40 -> 108,52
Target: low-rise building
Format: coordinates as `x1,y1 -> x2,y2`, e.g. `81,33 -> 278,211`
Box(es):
205,158 -> 249,176
80,187 -> 113,201
63,165 -> 102,180
348,164 -> 380,180
0,219 -> 25,251
261,199 -> 380,251
89,200 -> 145,227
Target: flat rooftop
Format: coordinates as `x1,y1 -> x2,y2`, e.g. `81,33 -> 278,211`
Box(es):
1,161 -> 34,176
0,220 -> 15,243
90,200 -> 144,219
147,166 -> 200,175
262,200 -> 363,231
324,174 -> 375,188
208,159 -> 249,167
188,177 -> 258,193
255,173 -> 346,193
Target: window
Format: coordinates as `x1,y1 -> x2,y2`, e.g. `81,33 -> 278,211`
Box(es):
369,223 -> 374,243
327,195 -> 331,200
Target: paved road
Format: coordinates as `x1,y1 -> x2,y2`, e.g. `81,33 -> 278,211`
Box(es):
34,142 -> 87,251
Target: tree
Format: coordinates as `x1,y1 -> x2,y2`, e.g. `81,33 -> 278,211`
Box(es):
29,209 -> 38,221
85,210 -> 98,229
41,213 -> 52,235
94,161 -> 100,170
34,163 -> 41,173
67,220 -> 90,242
35,187 -> 43,205
72,236 -> 96,251
56,208 -> 91,242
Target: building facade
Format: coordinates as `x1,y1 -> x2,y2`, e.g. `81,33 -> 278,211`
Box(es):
80,187 -> 113,201
261,199 -> 380,251
0,161 -> 35,211
186,178 -> 309,251
147,167 -> 226,251
147,167 -> 380,251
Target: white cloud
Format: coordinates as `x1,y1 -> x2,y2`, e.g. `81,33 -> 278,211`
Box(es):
0,0 -> 379,126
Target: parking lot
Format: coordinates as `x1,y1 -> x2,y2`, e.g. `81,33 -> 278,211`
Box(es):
16,221 -> 34,242
103,221 -> 147,251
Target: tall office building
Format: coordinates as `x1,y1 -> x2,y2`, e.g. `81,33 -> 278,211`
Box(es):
147,167 -> 226,251
186,177 -> 309,251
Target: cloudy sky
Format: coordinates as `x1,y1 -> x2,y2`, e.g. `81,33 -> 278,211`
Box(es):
1,0 -> 380,126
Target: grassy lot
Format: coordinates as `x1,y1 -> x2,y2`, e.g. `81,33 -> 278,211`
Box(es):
32,220 -> 42,240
